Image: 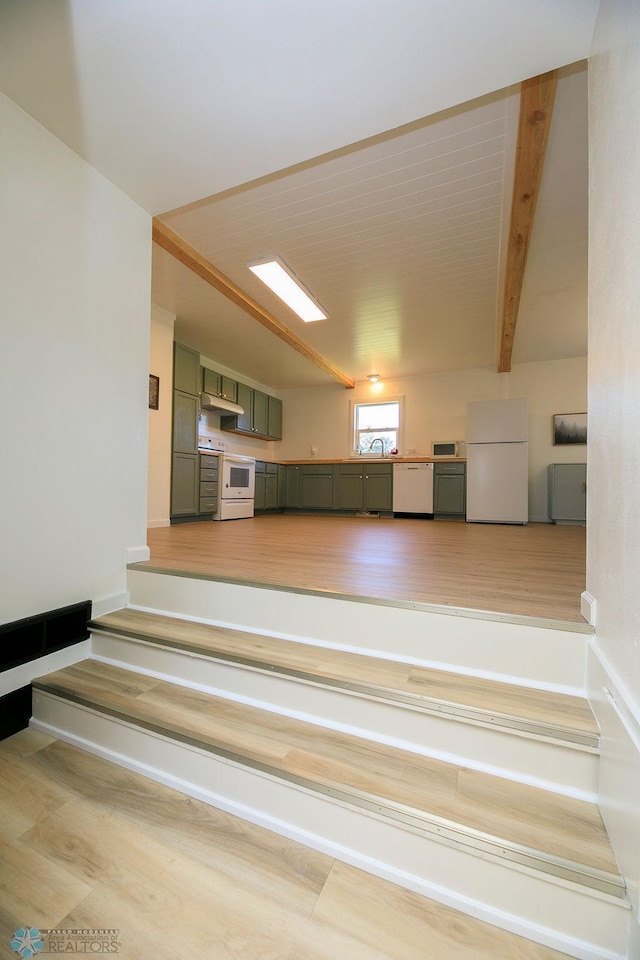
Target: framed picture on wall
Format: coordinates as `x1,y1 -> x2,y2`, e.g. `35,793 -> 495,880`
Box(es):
148,374 -> 160,410
553,412 -> 587,445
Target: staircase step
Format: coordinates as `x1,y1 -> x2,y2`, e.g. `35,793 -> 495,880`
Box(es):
91,609 -> 598,748
90,609 -> 600,798
32,658 -> 629,959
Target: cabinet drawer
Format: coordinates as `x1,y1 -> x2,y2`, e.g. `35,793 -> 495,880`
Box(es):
265,461 -> 279,475
302,462 -> 333,476
200,468 -> 218,483
434,461 -> 465,475
200,481 -> 218,498
254,460 -> 266,475
199,497 -> 217,513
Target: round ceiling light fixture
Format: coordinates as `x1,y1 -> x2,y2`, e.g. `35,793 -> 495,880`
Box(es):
367,373 -> 381,383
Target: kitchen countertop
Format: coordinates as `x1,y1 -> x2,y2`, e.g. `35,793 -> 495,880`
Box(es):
198,450 -> 464,464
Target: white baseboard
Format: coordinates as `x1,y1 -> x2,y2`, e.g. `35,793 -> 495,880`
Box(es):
581,592 -> 597,626
126,544 -> 151,563
147,519 -> 170,528
91,592 -> 129,618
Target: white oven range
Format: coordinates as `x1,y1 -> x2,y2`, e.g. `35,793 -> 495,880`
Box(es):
214,453 -> 255,520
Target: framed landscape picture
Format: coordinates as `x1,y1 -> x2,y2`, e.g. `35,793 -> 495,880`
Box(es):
148,374 -> 160,410
553,412 -> 587,445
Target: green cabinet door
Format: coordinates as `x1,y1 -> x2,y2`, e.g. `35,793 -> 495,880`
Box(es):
173,391 -> 199,454
174,343 -> 200,396
235,382 -> 254,434
220,376 -> 237,402
202,367 -> 221,396
253,390 -> 268,436
267,396 -> 283,440
364,466 -> 393,511
171,453 -> 199,515
284,465 -> 300,507
336,470 -> 365,510
300,475 -> 334,509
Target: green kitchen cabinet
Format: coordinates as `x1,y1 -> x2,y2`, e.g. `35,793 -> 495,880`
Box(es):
284,465 -> 301,507
172,390 -> 199,454
202,367 -> 237,402
173,342 -> 200,396
433,461 -> 466,518
171,342 -> 201,520
336,462 -> 392,512
171,453 -> 199,516
264,462 -> 279,509
199,455 -> 218,514
300,463 -> 334,510
254,461 -> 266,511
220,383 -> 282,440
253,389 -> 269,437
267,395 -> 283,440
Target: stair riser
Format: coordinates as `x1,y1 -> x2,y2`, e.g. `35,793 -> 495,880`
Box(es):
31,691 -> 629,960
127,569 -> 590,690
92,631 -> 599,800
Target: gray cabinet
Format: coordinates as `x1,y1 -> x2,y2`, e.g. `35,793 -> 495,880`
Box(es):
199,455 -> 218,514
171,343 -> 201,520
202,367 -> 237,403
254,461 -> 279,511
220,384 -> 282,440
171,453 -> 200,516
434,461 -> 466,518
284,465 -> 301,507
548,463 -> 586,524
267,395 -> 283,440
300,463 -> 334,510
173,342 -> 200,396
336,463 -> 392,512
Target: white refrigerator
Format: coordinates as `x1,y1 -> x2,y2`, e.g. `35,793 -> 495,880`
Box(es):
466,398 -> 528,524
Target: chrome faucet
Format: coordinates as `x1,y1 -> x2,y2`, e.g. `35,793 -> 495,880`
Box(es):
369,438 -> 385,456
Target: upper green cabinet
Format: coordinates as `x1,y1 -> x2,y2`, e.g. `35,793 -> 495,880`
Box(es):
220,385 -> 282,440
202,367 -> 237,402
267,395 -> 283,440
173,342 -> 200,396
171,343 -> 201,520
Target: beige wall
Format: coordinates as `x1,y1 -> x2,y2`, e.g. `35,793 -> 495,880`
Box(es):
277,357 -> 587,522
147,306 -> 175,527
0,93 -> 151,629
587,1 -> 640,952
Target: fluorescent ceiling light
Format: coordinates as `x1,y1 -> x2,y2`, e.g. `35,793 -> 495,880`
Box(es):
248,257 -> 327,322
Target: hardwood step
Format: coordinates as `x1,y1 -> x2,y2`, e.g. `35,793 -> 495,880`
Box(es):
89,609 -> 600,799
32,658 -> 620,898
91,609 -> 599,750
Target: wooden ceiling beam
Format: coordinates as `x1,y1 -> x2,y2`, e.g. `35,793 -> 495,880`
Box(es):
152,219 -> 355,389
498,70 -> 558,373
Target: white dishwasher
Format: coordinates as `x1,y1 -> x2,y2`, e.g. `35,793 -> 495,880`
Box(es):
392,462 -> 434,515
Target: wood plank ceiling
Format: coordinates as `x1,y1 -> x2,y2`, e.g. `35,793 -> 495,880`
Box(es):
152,65 -> 587,390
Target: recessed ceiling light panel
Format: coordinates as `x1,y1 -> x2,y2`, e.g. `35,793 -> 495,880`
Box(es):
248,256 -> 327,323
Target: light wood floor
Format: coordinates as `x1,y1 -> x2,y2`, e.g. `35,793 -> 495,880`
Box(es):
144,516 -> 587,623
0,728 -> 576,959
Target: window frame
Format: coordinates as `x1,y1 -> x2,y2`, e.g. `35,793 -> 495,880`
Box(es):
349,396 -> 405,457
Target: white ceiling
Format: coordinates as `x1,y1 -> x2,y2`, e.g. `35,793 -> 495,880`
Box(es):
0,1 -> 594,389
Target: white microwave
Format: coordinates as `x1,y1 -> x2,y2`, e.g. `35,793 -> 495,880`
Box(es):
432,441 -> 459,458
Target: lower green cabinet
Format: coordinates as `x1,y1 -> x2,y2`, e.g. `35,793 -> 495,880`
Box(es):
254,461 -> 279,511
300,464 -> 334,510
433,462 -> 466,518
335,463 -> 392,511
171,453 -> 199,516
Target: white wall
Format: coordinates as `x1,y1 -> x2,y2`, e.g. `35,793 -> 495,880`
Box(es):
0,93 -> 151,634
277,357 -> 587,522
587,2 -> 640,954
147,306 -> 175,527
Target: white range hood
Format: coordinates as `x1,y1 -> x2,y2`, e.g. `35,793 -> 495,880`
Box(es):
200,392 -> 244,415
